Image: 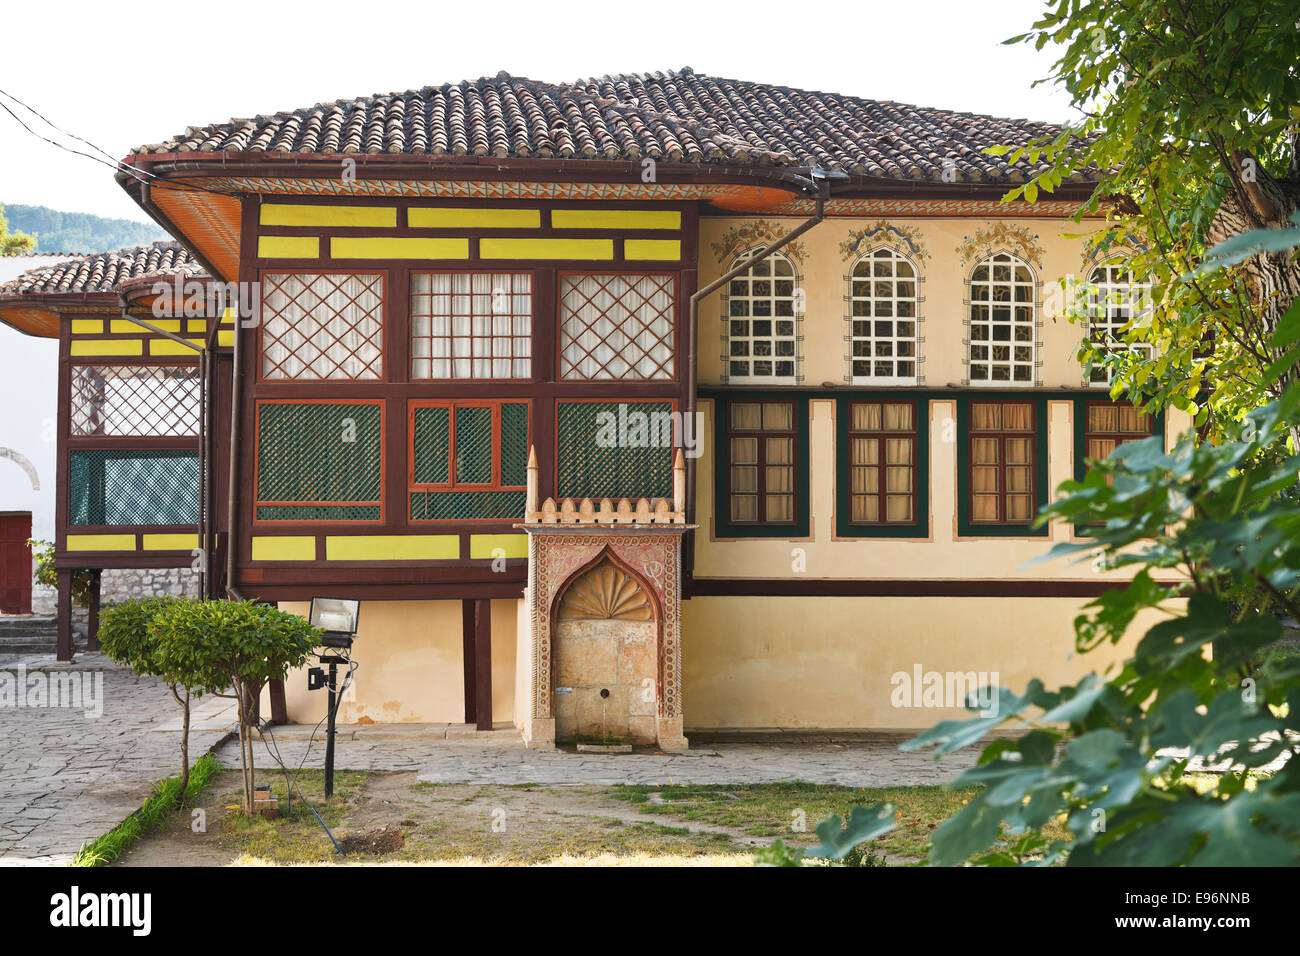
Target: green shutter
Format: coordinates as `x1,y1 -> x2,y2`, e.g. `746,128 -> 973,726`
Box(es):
557,401 -> 673,499
256,402 -> 382,521
411,406 -> 450,484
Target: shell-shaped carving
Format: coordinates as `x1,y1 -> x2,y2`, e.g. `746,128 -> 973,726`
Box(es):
558,563 -> 653,621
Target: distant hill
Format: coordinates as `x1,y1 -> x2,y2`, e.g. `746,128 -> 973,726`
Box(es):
2,203 -> 167,254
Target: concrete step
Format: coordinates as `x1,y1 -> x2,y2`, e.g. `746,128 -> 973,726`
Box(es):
0,616 -> 58,637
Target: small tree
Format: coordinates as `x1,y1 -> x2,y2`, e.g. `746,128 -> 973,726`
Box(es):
98,597 -> 200,798
0,204 -> 36,256
28,539 -> 97,608
151,600 -> 319,816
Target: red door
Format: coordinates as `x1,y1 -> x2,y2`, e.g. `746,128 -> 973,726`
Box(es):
0,513 -> 33,614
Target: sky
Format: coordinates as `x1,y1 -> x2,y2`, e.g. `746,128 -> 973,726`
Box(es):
0,0 -> 1073,224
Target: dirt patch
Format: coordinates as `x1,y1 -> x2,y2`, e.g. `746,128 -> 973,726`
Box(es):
338,825 -> 404,855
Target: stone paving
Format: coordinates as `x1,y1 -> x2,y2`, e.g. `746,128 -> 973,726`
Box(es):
217,725 -> 979,788
0,655 -> 230,864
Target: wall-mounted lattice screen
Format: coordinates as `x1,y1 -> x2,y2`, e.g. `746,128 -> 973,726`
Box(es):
69,450 -> 198,525
409,401 -> 529,520
70,365 -> 200,436
261,273 -> 385,380
557,401 -> 673,500
559,274 -> 675,380
256,402 -> 383,521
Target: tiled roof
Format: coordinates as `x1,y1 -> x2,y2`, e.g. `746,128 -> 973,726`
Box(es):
0,241 -> 204,297
130,68 -> 1092,184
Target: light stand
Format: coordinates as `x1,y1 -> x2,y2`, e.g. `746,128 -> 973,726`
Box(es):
306,598 -> 360,800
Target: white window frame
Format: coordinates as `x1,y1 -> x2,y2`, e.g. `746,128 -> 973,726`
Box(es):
724,249 -> 800,385
849,246 -> 921,386
968,252 -> 1037,386
1084,259 -> 1154,387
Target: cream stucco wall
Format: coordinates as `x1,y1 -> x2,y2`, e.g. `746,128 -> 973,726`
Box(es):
270,599 -> 518,725
681,594 -> 1155,729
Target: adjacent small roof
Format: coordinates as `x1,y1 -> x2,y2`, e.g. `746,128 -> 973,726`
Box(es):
0,241 -> 202,297
0,241 -> 205,337
129,67 -> 1090,185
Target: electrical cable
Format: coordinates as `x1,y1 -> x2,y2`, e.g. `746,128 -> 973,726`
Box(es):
253,652 -> 358,855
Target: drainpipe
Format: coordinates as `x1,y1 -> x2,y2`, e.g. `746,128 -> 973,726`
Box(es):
684,189 -> 828,557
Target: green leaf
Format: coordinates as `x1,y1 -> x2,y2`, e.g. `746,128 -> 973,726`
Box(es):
804,804 -> 896,859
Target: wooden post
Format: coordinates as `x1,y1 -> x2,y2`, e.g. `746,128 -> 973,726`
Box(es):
86,570 -> 102,652
474,598 -> 492,731
56,568 -> 73,662
268,678 -> 288,725
461,599 -> 476,723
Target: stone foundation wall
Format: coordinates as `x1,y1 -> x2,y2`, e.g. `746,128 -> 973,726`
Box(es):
30,563 -> 200,631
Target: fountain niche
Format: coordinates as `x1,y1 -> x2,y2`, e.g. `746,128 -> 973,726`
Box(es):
553,559 -> 659,745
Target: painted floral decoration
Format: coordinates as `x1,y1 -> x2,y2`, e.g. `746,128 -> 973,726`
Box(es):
839,221 -> 930,261
955,222 -> 1044,268
710,220 -> 807,265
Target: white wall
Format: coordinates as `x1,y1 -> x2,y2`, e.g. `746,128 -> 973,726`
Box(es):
0,256 -> 60,541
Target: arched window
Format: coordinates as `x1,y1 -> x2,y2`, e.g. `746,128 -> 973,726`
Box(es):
969,253 -> 1036,384
726,250 -> 799,383
1085,260 -> 1153,385
850,247 -> 919,384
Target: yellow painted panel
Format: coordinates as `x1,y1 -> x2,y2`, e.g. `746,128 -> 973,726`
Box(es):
624,239 -> 682,261
113,318 -> 180,333
70,319 -> 102,334
552,209 -> 681,231
469,534 -> 528,560
409,207 -> 541,229
258,235 -> 320,259
216,330 -> 235,347
221,306 -> 236,323
325,535 -> 459,561
149,339 -> 205,356
480,238 -> 613,260
65,534 -> 135,552
70,339 -> 143,356
252,536 -> 317,561
142,533 -> 199,551
261,204 -> 396,228
187,319 -> 208,333
331,237 -> 469,260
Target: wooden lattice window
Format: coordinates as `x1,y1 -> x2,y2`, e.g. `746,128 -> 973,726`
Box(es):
1085,261 -> 1153,385
726,401 -> 797,524
69,450 -> 198,526
969,254 -> 1035,384
254,400 -> 383,522
70,365 -> 199,436
969,401 -> 1037,525
726,252 -> 798,383
410,272 -> 532,380
850,249 -> 919,384
559,274 -> 675,380
556,401 -> 674,500
261,273 -> 384,380
847,401 -> 916,524
409,399 -> 530,521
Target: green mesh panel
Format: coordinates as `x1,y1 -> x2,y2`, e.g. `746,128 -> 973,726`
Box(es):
557,401 -> 673,499
257,403 -> 381,520
411,406 -> 450,484
455,406 -> 493,484
500,403 -> 529,486
410,491 -> 526,520
69,449 -> 198,525
256,505 -> 382,521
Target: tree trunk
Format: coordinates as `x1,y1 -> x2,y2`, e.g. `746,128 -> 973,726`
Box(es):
170,684 -> 191,803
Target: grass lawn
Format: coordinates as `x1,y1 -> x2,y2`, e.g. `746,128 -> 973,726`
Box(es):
114,767 -> 1039,866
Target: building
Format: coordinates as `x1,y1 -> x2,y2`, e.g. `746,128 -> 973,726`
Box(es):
0,69 -> 1185,745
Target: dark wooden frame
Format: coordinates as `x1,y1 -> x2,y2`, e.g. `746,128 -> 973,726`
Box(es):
956,394 -> 1050,538
834,395 -> 929,538
712,393 -> 811,538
